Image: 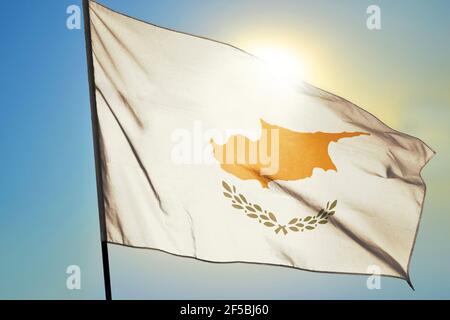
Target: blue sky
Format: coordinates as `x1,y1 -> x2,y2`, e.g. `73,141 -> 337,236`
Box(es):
0,0 -> 449,299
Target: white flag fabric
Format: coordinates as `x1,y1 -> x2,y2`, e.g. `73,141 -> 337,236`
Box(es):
88,1 -> 434,282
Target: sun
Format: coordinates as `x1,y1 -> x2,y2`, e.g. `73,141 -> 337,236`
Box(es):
249,46 -> 307,82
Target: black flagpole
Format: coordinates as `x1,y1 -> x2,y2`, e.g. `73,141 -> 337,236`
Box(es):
82,0 -> 113,300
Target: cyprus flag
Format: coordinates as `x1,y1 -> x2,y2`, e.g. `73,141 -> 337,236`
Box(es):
87,1 -> 434,283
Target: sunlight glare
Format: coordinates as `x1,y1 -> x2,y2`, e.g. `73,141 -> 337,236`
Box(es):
251,46 -> 306,81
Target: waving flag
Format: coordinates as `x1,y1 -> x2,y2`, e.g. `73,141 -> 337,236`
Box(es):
86,0 -> 434,285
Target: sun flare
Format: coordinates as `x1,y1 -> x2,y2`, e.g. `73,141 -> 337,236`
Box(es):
250,46 -> 306,81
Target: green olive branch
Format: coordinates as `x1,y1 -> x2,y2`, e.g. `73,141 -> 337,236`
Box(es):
222,181 -> 337,235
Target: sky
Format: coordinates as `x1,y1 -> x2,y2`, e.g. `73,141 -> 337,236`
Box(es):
0,0 -> 449,299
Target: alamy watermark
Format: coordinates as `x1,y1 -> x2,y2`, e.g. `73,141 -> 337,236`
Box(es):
66,5 -> 81,30
171,121 -> 280,175
66,265 -> 81,290
366,5 -> 381,30
366,265 -> 381,290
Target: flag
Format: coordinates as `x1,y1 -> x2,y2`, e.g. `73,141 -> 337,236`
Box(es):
87,1 -> 434,283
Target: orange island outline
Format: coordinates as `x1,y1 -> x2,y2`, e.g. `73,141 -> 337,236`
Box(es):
211,119 -> 369,188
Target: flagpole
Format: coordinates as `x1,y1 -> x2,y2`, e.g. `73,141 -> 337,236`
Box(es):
82,0 -> 113,300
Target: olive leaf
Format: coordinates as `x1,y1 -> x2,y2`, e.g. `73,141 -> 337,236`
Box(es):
222,181 -> 232,193
317,209 -> 325,219
239,194 -> 248,204
268,212 -> 277,222
253,204 -> 262,212
329,200 -> 337,210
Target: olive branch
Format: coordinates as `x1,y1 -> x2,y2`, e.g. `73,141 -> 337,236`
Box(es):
222,181 -> 337,235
